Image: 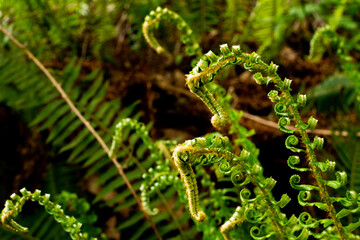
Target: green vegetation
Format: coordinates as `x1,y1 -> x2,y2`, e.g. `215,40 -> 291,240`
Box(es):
1,1 -> 360,239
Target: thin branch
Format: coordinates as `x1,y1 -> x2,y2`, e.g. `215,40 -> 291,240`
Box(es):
241,112 -> 356,137
156,81 -> 357,137
0,26 -> 163,240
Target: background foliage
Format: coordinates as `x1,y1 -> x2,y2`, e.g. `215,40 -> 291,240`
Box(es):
1,0 -> 360,239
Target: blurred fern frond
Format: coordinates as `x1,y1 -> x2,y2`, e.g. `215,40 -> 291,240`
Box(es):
0,53 -> 56,112
223,0 -> 252,43
307,74 -> 356,113
171,0 -> 219,36
330,125 -> 360,194
0,0 -> 123,60
0,160 -> 104,240
248,0 -> 289,57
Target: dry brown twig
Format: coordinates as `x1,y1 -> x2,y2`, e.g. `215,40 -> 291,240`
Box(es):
156,80 -> 357,137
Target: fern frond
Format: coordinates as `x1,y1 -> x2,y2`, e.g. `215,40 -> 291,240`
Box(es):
1,188 -> 97,239
143,7 -> 201,57
0,54 -> 56,112
248,0 -> 289,55
223,0 -> 252,43
307,74 -> 356,112
106,118 -> 193,239
308,25 -> 339,62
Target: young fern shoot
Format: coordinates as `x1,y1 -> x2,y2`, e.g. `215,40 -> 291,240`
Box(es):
142,6 -> 360,240
187,43 -> 359,239
1,188 -> 96,240
143,7 -> 202,57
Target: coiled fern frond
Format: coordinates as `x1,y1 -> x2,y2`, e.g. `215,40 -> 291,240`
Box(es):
1,188 -> 97,240
247,0 -> 289,56
142,6 -> 202,59
108,118 -> 196,239
186,42 -> 360,238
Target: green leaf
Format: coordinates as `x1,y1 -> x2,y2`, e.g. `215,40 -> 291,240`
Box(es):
30,100 -> 63,126
38,104 -> 70,131
60,128 -> 91,153
79,75 -> 104,105
93,168 -> 141,203
117,212 -> 144,230
46,114 -> 77,143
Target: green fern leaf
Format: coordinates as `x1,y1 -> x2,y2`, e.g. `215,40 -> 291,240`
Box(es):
307,74 -> 356,112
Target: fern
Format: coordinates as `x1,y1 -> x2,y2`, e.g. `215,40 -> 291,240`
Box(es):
247,0 -> 289,57
308,25 -> 340,62
329,123 -> 360,194
222,0 -> 252,43
3,2 -> 360,239
307,0 -> 358,62
0,53 -> 56,112
1,188 -> 98,239
1,189 -> 104,240
307,74 -> 357,113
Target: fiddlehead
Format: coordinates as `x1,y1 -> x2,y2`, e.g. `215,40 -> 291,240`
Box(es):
1,188 -> 96,240
142,7 -> 201,57
140,159 -> 185,216
174,148 -> 206,222
287,156 -> 309,172
109,118 -> 160,160
172,135 -> 250,222
278,117 -> 295,134
285,135 -> 303,153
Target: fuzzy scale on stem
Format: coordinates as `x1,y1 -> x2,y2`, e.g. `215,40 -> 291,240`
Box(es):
173,145 -> 207,222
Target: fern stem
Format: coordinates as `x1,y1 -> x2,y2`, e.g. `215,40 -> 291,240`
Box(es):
284,91 -> 348,240
350,143 -> 359,194
0,26 -> 163,240
220,207 -> 245,240
252,179 -> 286,239
349,143 -> 359,224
